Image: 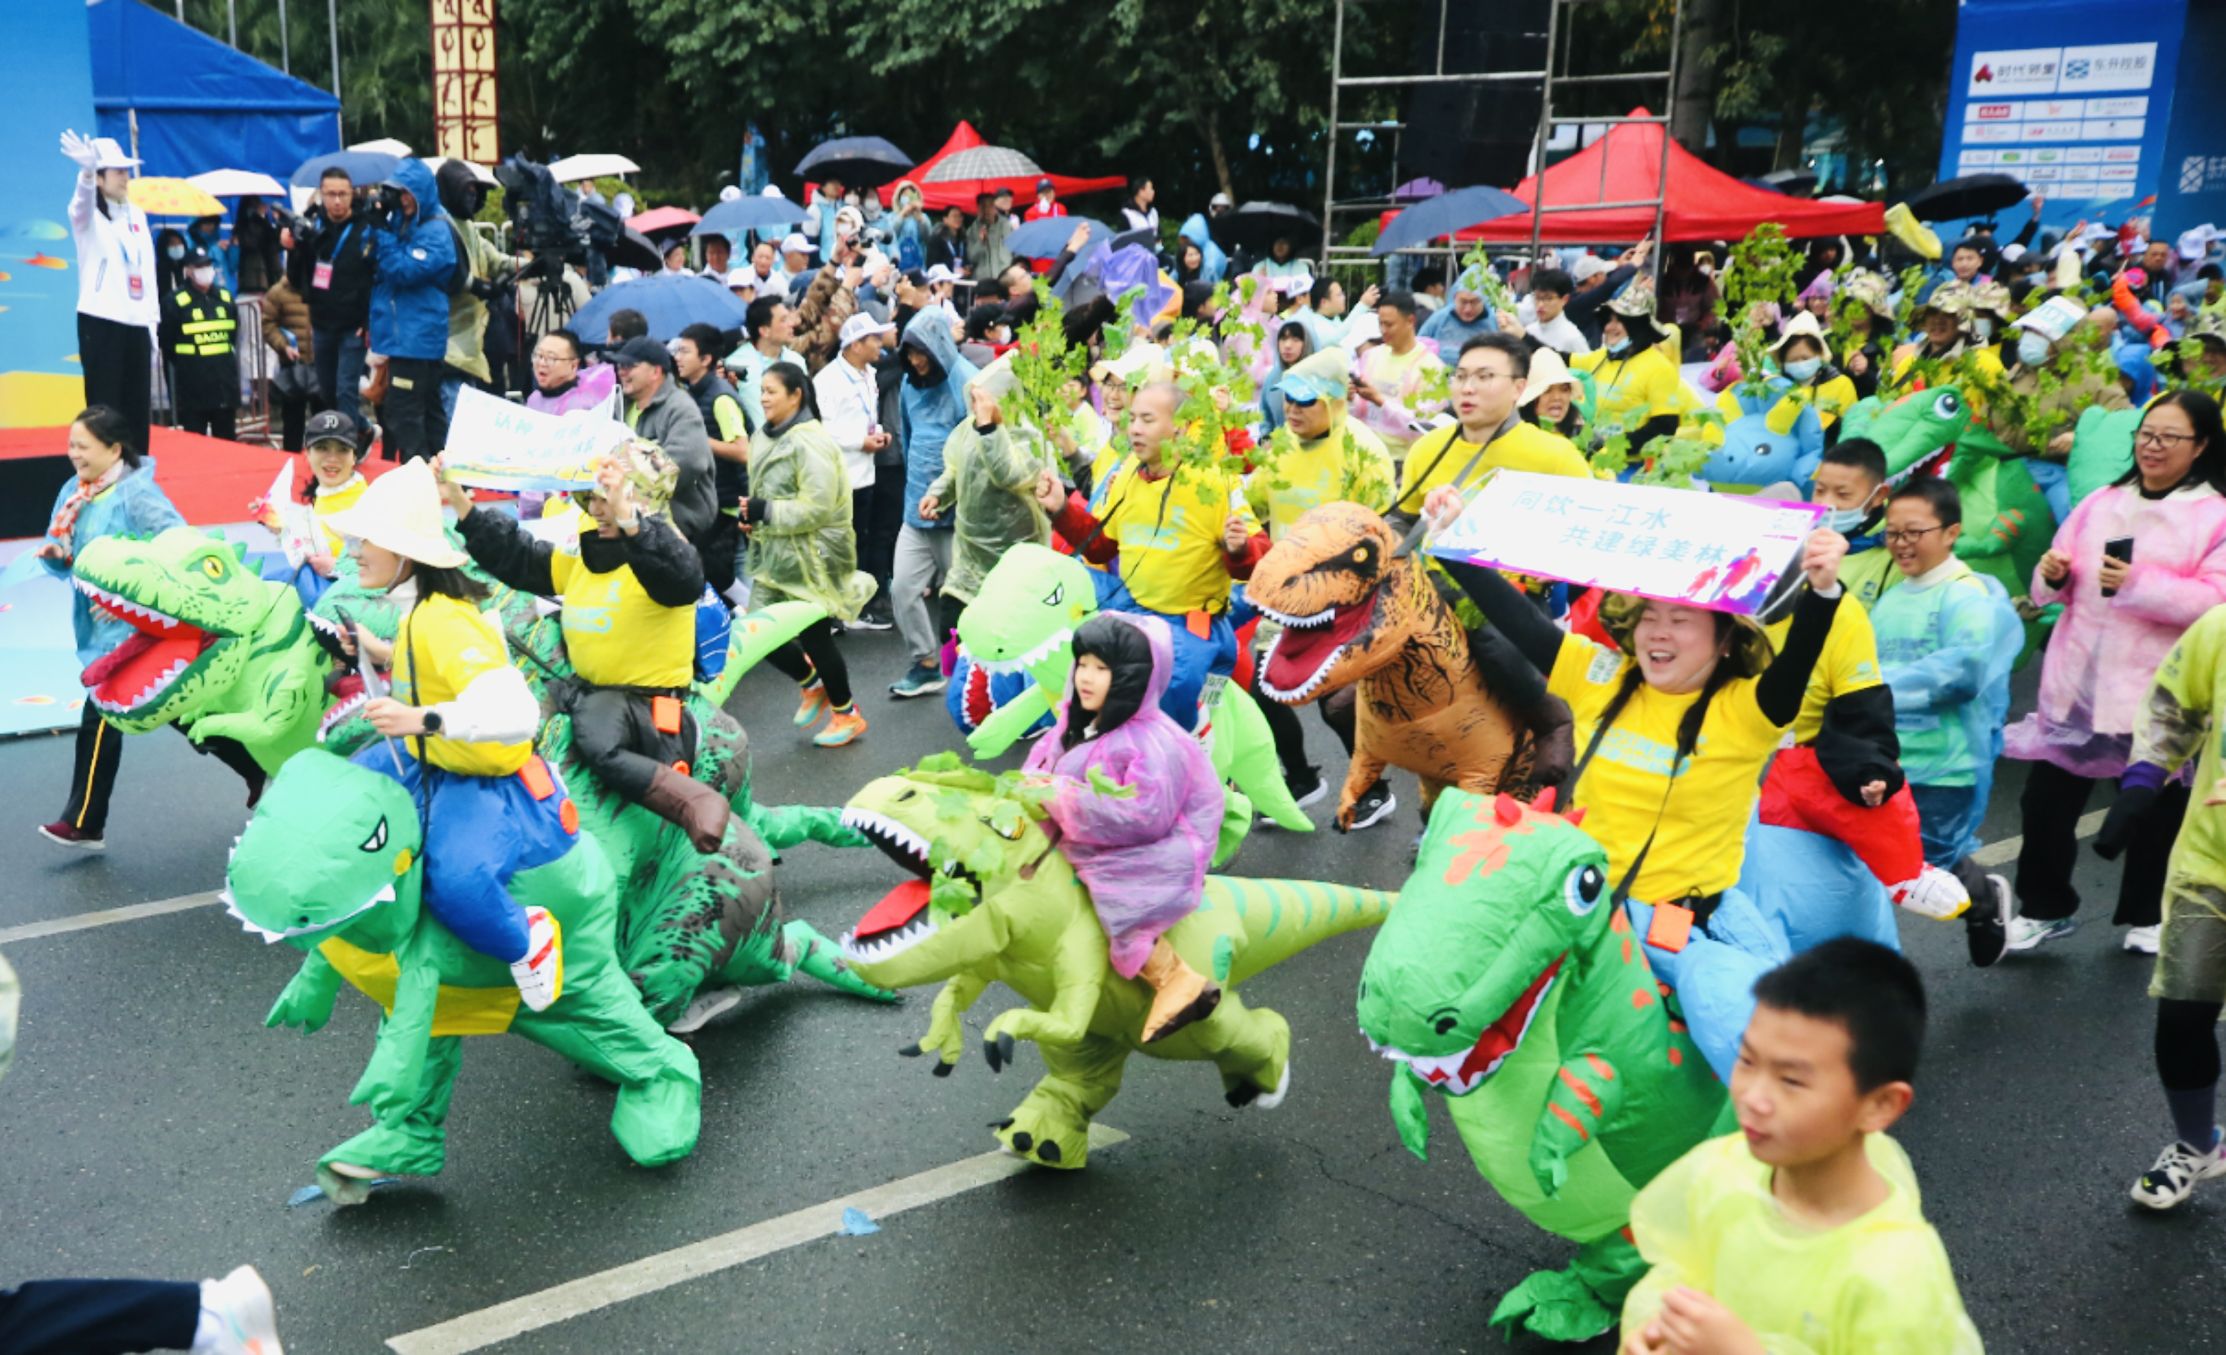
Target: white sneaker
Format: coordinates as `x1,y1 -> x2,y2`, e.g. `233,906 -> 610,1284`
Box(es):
2132,1132 -> 2226,1210
1888,864 -> 1971,921
2124,925 -> 2162,955
2004,914 -> 2078,952
196,1264 -> 283,1354
509,907 -> 563,1012
666,987 -> 744,1034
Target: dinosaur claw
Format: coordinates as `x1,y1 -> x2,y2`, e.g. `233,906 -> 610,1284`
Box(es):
996,1032 -> 1016,1069
932,1060 -> 954,1078
1035,1138 -> 1061,1164
898,1042 -> 923,1058
983,1035 -> 1003,1073
1010,1130 -> 1034,1153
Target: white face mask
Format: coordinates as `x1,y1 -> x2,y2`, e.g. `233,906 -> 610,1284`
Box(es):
1972,317 -> 1996,342
1782,357 -> 1822,383
188,267 -> 216,288
2017,333 -> 2053,368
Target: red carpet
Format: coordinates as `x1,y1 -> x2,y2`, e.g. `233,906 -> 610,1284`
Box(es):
0,427 -> 406,538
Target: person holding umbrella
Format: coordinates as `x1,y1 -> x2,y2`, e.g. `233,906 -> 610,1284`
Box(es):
59,131 -> 157,454
811,178 -> 849,262
968,190 -> 1017,279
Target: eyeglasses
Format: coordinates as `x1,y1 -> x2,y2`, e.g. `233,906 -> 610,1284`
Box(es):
532,352 -> 578,366
2136,428 -> 2196,449
1882,526 -> 1945,545
1451,369 -> 1515,388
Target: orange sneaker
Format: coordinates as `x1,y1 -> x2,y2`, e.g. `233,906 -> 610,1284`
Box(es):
813,706 -> 868,747
792,681 -> 830,728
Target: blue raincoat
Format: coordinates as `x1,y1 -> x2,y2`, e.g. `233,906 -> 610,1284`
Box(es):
897,310 -> 978,531
38,462 -> 185,667
367,158 -> 457,361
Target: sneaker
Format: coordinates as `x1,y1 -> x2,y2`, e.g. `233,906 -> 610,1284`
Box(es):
1346,782 -> 1398,831
814,707 -> 869,748
2124,924 -> 2162,955
2132,1132 -> 2226,1210
666,987 -> 744,1034
889,663 -> 948,699
2004,913 -> 2078,952
1263,766 -> 1327,822
509,906 -> 563,1012
847,604 -> 895,632
1889,864 -> 1970,921
197,1263 -> 283,1355
793,681 -> 830,728
1966,873 -> 2012,969
37,820 -> 105,852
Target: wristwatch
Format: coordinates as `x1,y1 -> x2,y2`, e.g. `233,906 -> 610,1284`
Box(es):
420,709 -> 444,734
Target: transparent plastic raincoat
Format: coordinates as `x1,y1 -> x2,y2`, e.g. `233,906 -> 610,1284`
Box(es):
744,412 -> 876,622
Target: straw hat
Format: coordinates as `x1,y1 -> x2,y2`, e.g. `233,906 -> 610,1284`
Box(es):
322,460 -> 468,569
1516,345 -> 1577,407
1769,311 -> 1833,365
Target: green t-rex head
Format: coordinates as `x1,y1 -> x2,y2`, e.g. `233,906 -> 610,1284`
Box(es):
224,750 -> 422,950
836,761 -> 1055,989
1856,386 -> 1975,488
1357,789 -> 1608,1094
954,543 -> 1097,679
72,526 -> 315,730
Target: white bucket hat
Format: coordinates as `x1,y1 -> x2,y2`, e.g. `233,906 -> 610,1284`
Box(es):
1770,310 -> 1834,365
321,460 -> 468,569
1516,345 -> 1576,407
89,137 -> 141,171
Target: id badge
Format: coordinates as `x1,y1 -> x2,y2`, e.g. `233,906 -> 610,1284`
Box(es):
313,260 -> 334,291
126,273 -> 144,301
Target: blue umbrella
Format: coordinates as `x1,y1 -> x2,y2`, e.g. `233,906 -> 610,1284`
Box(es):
1370,184 -> 1530,256
693,194 -> 810,240
290,149 -> 402,189
569,274 -> 749,344
1006,214 -> 1110,260
794,136 -> 911,187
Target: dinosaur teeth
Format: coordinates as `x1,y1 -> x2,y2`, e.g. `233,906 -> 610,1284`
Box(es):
963,627 -> 1074,677
1257,603 -> 1335,630
838,913 -> 936,965
1256,634 -> 1345,704
839,807 -> 930,862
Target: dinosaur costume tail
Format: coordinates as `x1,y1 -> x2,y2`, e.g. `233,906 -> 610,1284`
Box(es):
1202,877 -> 1397,987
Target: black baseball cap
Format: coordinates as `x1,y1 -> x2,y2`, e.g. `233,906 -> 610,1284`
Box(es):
303,408 -> 363,451
184,245 -> 214,267
611,334 -> 673,370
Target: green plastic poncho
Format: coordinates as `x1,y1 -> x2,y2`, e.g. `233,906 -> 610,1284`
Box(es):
2131,603 -> 2226,1002
927,365 -> 1056,605
746,413 -> 876,622
1621,1132 -> 1984,1354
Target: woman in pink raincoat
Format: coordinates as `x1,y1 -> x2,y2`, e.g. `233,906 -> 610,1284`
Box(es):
1025,612 -> 1225,1041
2004,389 -> 2226,955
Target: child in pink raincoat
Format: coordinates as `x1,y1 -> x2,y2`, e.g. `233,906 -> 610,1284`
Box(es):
1025,611 -> 1226,1041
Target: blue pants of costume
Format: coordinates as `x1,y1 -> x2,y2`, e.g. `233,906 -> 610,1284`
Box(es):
1090,569 -> 1235,730
349,746 -> 575,963
2028,458 -> 2071,525
254,552 -> 333,611
1910,782 -> 1985,870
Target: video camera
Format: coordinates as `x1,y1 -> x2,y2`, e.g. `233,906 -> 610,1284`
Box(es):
495,154 -> 595,275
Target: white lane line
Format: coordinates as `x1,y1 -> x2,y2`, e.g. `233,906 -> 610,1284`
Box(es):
0,890 -> 219,944
1969,808 -> 2107,868
385,1122 -> 1133,1354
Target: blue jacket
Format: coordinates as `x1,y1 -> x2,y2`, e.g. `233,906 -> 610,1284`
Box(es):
368,158 -> 457,361
38,462 -> 186,667
1177,214 -> 1227,284
897,311 -> 977,531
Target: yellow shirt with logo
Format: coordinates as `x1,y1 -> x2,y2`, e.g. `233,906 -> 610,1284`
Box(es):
1573,345 -> 1689,432
1095,459 -> 1261,616
1392,420 -> 1592,516
547,547 -> 695,689
1550,632 -> 1786,901
1763,597 -> 1884,745
1249,416 -> 1396,536
393,594 -> 534,777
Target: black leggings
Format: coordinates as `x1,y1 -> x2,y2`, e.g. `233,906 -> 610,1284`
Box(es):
1250,669 -> 1356,778
2016,759 -> 2190,925
936,593 -> 966,652
767,617 -> 852,707
569,687 -> 693,802
2158,999 -> 2224,1091
58,706 -> 265,835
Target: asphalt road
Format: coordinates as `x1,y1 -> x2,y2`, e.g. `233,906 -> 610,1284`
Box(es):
0,627 -> 2214,1354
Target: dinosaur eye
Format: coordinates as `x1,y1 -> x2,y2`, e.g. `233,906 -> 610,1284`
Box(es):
200,556 -> 227,580
1043,584 -> 1064,607
896,788 -> 917,802
1929,391 -> 1961,421
1564,864 -> 1606,916
981,813 -> 1022,841
359,816 -> 389,853
1429,1007 -> 1461,1036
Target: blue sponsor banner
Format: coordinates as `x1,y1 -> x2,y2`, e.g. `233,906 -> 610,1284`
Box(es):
2156,4 -> 2226,239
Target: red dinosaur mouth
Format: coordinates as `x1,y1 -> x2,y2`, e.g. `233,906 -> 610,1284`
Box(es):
1369,955 -> 1565,1095
1258,600 -> 1373,703
78,581 -> 219,715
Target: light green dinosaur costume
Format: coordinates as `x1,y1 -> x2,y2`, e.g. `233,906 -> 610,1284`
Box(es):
70,525 -> 889,1027
835,757 -> 1394,1169
229,750 -> 702,1202
951,543 -> 1310,832
1357,788 -> 1725,1343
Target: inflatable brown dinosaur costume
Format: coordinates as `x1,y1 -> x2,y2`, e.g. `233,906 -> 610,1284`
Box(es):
1248,502 -> 1574,828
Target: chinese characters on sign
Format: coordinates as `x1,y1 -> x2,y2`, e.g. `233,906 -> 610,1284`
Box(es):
440,386 -> 630,494
1948,42 -> 2159,203
431,0 -> 500,165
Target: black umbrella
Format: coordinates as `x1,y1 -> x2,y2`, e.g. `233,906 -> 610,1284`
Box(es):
1747,170 -> 1818,198
1903,173 -> 2029,224
1208,201 -> 1322,253
794,136 -> 911,189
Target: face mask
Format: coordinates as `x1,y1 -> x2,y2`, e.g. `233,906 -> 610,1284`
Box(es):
188,267 -> 215,288
1823,506 -> 1873,535
1972,317 -> 1996,342
165,245 -> 185,261
1605,338 -> 1631,357
1783,357 -> 1822,383
2017,334 -> 2052,368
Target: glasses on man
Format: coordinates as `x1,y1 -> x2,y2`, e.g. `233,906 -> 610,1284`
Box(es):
1451,368 -> 1515,389
532,350 -> 579,367
2136,427 -> 2195,449
1882,525 -> 1945,545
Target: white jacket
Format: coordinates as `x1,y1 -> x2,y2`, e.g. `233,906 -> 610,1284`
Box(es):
812,355 -> 881,491
68,171 -> 159,332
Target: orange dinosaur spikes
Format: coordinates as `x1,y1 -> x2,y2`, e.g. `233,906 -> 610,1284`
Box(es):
1494,793 -> 1523,826
1529,786 -> 1558,813
1566,806 -> 1588,827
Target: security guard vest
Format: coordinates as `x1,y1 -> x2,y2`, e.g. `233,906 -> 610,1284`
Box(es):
165,284 -> 239,411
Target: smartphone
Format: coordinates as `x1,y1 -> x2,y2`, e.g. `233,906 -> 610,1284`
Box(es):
2102,536 -> 2135,597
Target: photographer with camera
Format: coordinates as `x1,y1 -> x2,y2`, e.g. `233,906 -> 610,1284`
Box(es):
288,167 -> 378,423
364,159 -> 461,461
433,159 -> 519,419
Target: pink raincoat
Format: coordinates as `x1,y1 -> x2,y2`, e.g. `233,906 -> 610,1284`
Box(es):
2005,481 -> 2226,776
1024,613 -> 1224,977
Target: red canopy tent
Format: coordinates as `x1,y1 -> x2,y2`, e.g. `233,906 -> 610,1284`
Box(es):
878,121 -> 1125,212
1443,110 -> 1884,245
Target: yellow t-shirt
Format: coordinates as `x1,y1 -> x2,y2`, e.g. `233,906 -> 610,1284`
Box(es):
393,594 -> 533,777
1095,458 -> 1260,616
548,548 -> 695,689
1392,420 -> 1591,516
1764,597 -> 1883,745
1249,415 -> 1395,535
1550,632 -> 1786,901
310,475 -> 367,558
1573,345 -> 1687,432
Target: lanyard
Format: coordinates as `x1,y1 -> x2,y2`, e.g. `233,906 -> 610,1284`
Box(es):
840,360 -> 877,428
330,223 -> 355,258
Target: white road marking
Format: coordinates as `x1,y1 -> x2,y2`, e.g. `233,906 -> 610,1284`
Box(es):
0,890 -> 219,944
1969,808 -> 2107,868
383,1122 -> 1132,1354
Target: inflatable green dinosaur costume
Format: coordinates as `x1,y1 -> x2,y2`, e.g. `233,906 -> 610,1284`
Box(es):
836,757 -> 1394,1169
1358,789 -> 1725,1343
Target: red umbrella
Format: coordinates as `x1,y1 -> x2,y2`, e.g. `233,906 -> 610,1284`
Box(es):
878,122 -> 1125,212
628,205 -> 702,236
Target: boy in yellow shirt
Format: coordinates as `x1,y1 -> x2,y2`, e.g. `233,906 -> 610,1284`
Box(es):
1621,939 -> 1982,1355
441,442 -> 732,853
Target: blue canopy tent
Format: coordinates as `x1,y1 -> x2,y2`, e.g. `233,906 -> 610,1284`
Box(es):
88,0 -> 339,187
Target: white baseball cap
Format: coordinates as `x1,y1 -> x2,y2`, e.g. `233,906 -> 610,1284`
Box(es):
725,267 -> 758,290
924,264 -> 959,285
838,313 -> 897,348
780,232 -> 812,255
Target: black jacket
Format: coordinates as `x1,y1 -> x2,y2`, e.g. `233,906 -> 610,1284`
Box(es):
161,283 -> 239,412
291,210 -> 378,333
457,504 -> 704,609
